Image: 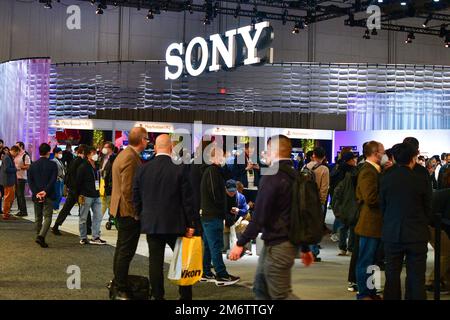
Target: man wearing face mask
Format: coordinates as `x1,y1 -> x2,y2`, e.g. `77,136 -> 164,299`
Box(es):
100,141 -> 116,216
52,144 -> 87,235
51,147 -> 66,214
76,146 -> 106,245
354,140 -> 385,300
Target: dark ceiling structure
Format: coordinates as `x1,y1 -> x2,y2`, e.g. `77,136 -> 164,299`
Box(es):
38,1 -> 450,43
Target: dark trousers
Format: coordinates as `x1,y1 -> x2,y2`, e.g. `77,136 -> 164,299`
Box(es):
146,234 -> 192,300
339,225 -> 355,252
34,198 -> 53,239
113,216 -> 141,291
16,179 -> 27,214
384,242 -> 428,300
54,189 -> 77,227
356,236 -> 381,299
348,234 -> 360,283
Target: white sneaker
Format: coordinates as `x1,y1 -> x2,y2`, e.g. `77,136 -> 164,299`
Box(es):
330,233 -> 340,242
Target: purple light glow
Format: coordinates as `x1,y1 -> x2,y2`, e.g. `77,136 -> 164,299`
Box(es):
0,58 -> 51,160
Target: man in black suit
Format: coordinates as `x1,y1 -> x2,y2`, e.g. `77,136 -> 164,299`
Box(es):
133,134 -> 200,300
28,143 -> 58,248
380,142 -> 433,300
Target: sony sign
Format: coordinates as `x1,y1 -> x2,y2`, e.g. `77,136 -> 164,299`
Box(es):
165,21 -> 274,80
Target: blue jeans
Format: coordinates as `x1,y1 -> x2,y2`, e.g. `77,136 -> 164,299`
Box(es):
333,218 -> 343,234
202,218 -> 228,278
356,236 -> 381,299
53,180 -> 64,210
79,196 -> 102,240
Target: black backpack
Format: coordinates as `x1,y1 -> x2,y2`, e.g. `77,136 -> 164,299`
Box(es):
331,171 -> 360,227
280,164 -> 324,246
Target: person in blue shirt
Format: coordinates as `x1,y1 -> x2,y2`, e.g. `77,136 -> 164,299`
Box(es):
224,179 -> 251,254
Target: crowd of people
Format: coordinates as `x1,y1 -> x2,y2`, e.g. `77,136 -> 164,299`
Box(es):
0,132 -> 449,301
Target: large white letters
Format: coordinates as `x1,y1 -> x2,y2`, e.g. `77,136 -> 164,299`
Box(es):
185,37 -> 209,77
165,21 -> 272,80
237,21 -> 270,65
209,29 -> 237,72
165,43 -> 184,80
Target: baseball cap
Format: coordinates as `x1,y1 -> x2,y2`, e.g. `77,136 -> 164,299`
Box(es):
226,179 -> 237,192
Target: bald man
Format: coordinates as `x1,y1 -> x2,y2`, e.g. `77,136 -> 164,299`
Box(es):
133,134 -> 199,300
110,126 -> 148,300
230,135 -> 313,300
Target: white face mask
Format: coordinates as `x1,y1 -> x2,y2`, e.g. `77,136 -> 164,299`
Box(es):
380,154 -> 389,167
57,154 -> 63,160
102,148 -> 108,155
91,154 -> 99,162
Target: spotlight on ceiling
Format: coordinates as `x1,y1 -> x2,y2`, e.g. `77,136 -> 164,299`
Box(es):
445,34 -> 450,47
90,0 -> 96,5
292,22 -> 301,34
44,0 -> 52,9
405,32 -> 415,43
146,9 -> 154,20
400,1 -> 407,6
203,14 -> 211,25
423,14 -> 432,28
96,5 -> 104,15
186,1 -> 193,14
363,28 -> 370,39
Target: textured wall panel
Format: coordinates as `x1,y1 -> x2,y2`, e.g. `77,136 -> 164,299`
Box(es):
49,61 -> 450,130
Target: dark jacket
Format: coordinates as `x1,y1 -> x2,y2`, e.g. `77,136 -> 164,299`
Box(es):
330,161 -> 357,198
62,150 -> 74,168
0,154 -> 17,187
189,158 -> 205,218
380,165 -> 433,243
28,157 -> 58,201
65,156 -> 84,191
133,154 -> 199,235
237,160 -> 294,247
101,154 -> 116,196
200,164 -> 227,220
76,160 -> 100,198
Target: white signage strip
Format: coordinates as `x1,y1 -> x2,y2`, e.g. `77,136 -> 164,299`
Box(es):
49,119 -> 113,130
204,125 -> 265,137
165,21 -> 273,80
265,127 -> 334,140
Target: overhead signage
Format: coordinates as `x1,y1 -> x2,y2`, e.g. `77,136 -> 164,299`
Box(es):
165,21 -> 274,80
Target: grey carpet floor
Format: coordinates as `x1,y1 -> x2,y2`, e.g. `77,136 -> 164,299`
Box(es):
0,218 -> 253,300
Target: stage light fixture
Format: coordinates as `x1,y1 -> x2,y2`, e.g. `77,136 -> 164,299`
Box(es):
445,34 -> 450,47
292,22 -> 300,34
90,0 -> 96,5
371,28 -> 378,36
203,14 -> 211,25
96,5 -> 104,15
363,28 -> 370,39
146,9 -> 154,20
405,32 -> 414,43
423,14 -> 432,28
44,0 -> 52,9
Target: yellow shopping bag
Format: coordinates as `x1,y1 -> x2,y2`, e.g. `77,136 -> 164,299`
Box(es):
168,236 -> 203,286
99,178 -> 105,197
